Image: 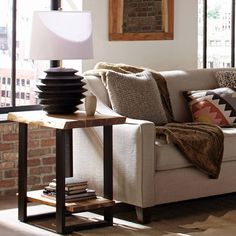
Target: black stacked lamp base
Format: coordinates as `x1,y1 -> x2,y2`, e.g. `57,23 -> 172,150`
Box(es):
36,68 -> 87,114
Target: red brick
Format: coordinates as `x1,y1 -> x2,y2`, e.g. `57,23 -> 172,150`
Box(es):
3,189 -> 17,196
4,169 -> 18,178
51,129 -> 56,136
0,143 -> 13,151
28,140 -> 40,148
28,176 -> 41,185
0,123 -> 18,133
2,133 -> 18,141
2,152 -> 18,161
0,179 -> 16,188
42,156 -> 55,165
29,130 -> 53,139
28,124 -> 40,130
28,148 -> 52,157
42,174 -> 56,184
41,138 -> 55,147
28,158 -> 41,166
29,166 -> 53,175
0,162 -> 15,169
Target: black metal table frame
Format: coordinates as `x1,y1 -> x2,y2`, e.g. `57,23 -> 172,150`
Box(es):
18,123 -> 113,234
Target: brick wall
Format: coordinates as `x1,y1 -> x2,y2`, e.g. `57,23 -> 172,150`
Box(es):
0,122 -> 56,196
123,0 -> 163,33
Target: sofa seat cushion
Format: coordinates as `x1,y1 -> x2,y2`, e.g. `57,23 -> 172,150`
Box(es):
155,127 -> 236,171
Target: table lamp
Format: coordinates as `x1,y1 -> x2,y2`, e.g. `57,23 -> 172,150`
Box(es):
29,11 -> 93,114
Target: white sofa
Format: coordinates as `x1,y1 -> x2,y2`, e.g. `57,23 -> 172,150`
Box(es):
73,68 -> 236,223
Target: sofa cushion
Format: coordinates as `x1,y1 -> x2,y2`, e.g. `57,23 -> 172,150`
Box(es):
159,69 -> 236,123
216,70 -> 236,88
105,70 -> 168,125
155,127 -> 236,171
183,87 -> 236,126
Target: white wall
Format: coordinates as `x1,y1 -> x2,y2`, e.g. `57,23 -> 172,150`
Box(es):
82,0 -> 198,72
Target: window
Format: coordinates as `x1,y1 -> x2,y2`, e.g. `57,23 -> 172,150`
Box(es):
26,92 -> 30,100
20,92 -> 25,99
0,0 -> 82,113
2,77 -> 6,84
6,91 -> 11,98
198,0 -> 235,68
0,0 -> 51,112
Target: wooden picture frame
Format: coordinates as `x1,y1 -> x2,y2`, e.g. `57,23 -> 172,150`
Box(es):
109,0 -> 174,41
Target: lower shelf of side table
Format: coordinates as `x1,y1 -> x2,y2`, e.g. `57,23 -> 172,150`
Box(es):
27,190 -> 115,213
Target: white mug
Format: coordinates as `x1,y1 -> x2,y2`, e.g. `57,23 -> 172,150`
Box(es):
85,95 -> 97,116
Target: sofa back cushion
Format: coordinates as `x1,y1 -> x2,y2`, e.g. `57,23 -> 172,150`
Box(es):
84,66 -> 236,123
160,69 -> 236,122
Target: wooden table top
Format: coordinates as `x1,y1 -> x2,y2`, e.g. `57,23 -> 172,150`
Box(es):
7,110 -> 126,129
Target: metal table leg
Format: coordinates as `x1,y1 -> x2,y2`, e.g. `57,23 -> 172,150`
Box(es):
18,123 -> 28,222
103,125 -> 113,225
56,129 -> 72,233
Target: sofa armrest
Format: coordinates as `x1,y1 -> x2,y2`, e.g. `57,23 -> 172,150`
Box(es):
73,117 -> 156,208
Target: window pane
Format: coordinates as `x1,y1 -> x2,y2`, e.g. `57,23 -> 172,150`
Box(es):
206,0 -> 231,68
0,0 -> 12,107
16,0 -> 50,106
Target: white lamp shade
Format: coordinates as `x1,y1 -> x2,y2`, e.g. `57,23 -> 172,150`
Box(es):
29,11 -> 93,60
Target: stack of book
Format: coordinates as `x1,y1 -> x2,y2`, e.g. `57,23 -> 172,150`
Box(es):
42,177 -> 96,203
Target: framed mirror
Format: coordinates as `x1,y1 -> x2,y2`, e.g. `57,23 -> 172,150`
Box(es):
109,0 -> 174,41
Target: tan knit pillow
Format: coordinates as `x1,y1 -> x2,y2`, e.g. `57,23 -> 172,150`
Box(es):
106,70 -> 168,125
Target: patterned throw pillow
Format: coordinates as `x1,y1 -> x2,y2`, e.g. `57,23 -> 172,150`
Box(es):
105,70 -> 168,125
184,87 -> 236,126
216,70 -> 236,88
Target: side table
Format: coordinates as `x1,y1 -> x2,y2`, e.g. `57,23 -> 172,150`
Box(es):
7,110 -> 126,234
